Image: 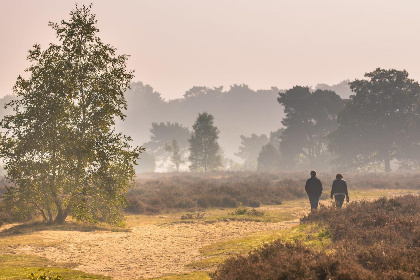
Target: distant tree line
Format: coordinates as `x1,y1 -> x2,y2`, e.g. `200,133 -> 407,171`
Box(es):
254,68 -> 420,173
140,68 -> 420,174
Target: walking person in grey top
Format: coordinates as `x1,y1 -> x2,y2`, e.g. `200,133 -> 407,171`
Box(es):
305,170 -> 323,210
330,173 -> 349,208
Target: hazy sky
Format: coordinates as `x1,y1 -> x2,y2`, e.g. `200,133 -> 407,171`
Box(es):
1,1 -> 420,100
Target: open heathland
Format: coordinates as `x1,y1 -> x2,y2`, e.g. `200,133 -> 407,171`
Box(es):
0,172 -> 419,279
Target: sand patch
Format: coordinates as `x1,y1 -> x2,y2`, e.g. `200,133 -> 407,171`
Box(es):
9,219 -> 298,279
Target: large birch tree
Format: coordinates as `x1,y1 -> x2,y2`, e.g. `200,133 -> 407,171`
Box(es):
0,5 -> 142,225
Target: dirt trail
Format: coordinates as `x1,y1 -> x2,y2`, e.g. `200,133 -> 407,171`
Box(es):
2,192 -> 417,279
5,218 -> 301,279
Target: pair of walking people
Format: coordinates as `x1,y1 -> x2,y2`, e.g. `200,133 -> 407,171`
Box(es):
305,170 -> 349,210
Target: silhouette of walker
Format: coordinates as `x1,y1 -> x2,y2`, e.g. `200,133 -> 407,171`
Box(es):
305,170 -> 323,210
330,173 -> 349,208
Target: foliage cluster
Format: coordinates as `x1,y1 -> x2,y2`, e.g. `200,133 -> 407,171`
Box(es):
330,69 -> 420,173
278,87 -> 344,170
212,195 -> 420,279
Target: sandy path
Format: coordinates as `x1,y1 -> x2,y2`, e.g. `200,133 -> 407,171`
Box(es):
8,219 -> 300,279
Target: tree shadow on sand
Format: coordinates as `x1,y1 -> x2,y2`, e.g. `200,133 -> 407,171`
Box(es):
0,221 -> 129,237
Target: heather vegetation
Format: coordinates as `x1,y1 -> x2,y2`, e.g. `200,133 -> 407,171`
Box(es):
125,172 -> 304,214
212,195 -> 420,280
125,171 -> 420,214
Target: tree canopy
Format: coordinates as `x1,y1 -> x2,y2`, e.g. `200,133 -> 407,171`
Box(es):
329,68 -> 420,172
189,112 -> 222,172
278,86 -> 343,169
257,143 -> 282,172
235,134 -> 269,170
165,139 -> 184,172
0,5 -> 142,225
143,121 -> 190,171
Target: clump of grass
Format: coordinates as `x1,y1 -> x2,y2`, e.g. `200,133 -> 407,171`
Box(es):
181,212 -> 205,220
229,206 -> 264,217
28,269 -> 62,280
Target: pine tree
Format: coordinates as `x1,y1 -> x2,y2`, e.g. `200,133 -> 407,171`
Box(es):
188,112 -> 222,172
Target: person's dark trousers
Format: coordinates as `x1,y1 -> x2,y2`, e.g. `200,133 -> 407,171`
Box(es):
334,194 -> 345,208
308,195 -> 320,210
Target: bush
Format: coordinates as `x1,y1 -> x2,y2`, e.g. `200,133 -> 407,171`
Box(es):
212,240 -> 373,280
222,197 -> 238,208
248,200 -> 261,208
125,198 -> 144,214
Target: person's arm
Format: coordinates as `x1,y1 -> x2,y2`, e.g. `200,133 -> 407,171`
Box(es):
315,179 -> 322,197
305,179 -> 311,195
330,181 -> 334,199
319,180 -> 323,196
344,181 -> 349,202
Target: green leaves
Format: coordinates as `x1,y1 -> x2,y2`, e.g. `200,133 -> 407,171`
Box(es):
0,4 -> 142,226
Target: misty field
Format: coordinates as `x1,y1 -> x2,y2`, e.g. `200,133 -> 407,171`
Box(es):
0,171 -> 419,279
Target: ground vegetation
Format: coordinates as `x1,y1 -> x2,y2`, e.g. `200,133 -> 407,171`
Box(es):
212,195 -> 420,279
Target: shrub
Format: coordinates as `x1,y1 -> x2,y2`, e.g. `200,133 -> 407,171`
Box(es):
125,198 -> 144,214
222,197 -> 238,208
248,200 -> 261,208
211,240 -> 372,280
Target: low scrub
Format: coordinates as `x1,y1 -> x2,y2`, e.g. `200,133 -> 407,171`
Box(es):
212,195 -> 420,279
126,171 -> 420,214
126,172 -> 307,214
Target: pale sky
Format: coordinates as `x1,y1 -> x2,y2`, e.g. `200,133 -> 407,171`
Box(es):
1,0 -> 420,100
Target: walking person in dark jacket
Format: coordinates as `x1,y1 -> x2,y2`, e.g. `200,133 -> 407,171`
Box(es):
330,173 -> 349,208
305,170 -> 323,210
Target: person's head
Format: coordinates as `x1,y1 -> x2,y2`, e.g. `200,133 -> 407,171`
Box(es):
310,170 -> 316,178
336,173 -> 343,179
